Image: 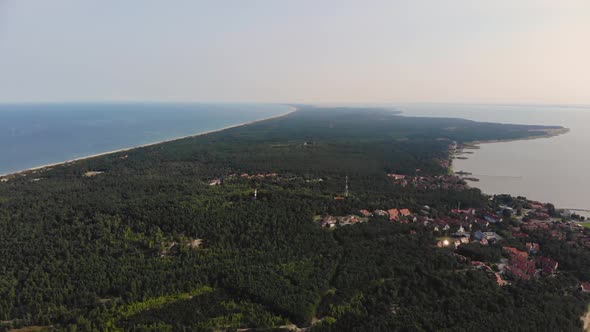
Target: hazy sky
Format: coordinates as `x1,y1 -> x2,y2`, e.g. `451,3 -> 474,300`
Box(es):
1,0 -> 588,104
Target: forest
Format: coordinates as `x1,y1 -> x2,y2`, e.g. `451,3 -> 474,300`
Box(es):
0,107 -> 587,331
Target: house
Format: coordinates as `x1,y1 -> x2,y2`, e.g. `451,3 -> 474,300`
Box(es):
483,232 -> 504,242
474,218 -> 489,228
399,209 -> 411,217
521,220 -> 550,231
580,282 -> 590,293
420,205 -> 431,216
321,216 -> 338,228
338,215 -> 359,226
503,246 -> 529,259
498,206 -> 514,215
530,211 -> 550,220
388,209 -> 400,221
512,231 -> 529,238
387,174 -> 406,180
209,179 -> 222,186
471,260 -> 486,268
452,226 -> 470,239
451,208 -> 475,215
484,215 -> 500,224
359,209 -> 373,217
550,230 -> 566,240
506,266 -> 533,281
334,196 -> 346,200
473,230 -> 484,241
503,247 -> 537,280
374,209 -> 389,217
537,257 -> 558,275
526,242 -> 540,254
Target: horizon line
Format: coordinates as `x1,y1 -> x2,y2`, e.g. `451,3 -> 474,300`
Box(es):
0,100 -> 589,109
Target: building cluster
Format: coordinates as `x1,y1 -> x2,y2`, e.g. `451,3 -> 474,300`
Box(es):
501,246 -> 558,281
387,174 -> 469,191
317,185 -> 590,289
430,208 -> 501,235
320,207 -> 413,228
208,173 -> 279,186
320,215 -> 359,228
519,203 -> 590,248
322,204 -> 505,233
460,243 -> 558,286
362,208 -> 413,221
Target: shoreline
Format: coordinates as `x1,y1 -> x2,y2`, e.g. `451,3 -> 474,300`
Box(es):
0,106 -> 298,179
451,126 -> 590,211
464,127 -> 570,146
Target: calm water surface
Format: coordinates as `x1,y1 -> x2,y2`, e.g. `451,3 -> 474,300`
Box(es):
397,103 -> 590,210
0,103 -> 290,175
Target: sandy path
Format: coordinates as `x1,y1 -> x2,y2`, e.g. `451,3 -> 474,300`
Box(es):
583,307 -> 590,332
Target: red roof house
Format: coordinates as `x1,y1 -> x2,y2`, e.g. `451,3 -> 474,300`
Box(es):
359,209 -> 372,217
399,209 -> 411,217
388,209 -> 400,221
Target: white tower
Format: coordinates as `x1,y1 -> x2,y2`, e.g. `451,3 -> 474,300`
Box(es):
345,176 -> 349,197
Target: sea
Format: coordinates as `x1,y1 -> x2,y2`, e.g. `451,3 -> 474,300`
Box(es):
0,103 -> 291,176
396,103 -> 590,211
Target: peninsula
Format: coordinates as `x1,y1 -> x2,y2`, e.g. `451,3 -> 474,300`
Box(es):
1,107 -> 588,331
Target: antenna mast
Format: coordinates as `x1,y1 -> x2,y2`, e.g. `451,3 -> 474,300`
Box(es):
345,176 -> 349,198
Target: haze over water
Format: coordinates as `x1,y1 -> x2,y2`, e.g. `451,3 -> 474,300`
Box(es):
398,103 -> 590,210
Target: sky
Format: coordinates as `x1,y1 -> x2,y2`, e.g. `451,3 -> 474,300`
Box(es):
0,0 -> 588,104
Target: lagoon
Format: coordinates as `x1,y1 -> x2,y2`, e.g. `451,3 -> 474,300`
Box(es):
397,103 -> 590,210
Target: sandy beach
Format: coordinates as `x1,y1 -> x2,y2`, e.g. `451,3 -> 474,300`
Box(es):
0,106 -> 298,179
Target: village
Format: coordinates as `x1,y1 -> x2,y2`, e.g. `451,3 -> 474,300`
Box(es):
318,190 -> 590,291
204,169 -> 590,293
386,172 -> 469,191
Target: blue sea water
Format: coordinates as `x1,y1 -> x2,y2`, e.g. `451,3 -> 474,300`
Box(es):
0,103 -> 291,175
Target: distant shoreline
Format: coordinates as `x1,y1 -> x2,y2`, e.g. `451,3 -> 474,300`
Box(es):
464,127 -> 570,146
0,106 -> 298,179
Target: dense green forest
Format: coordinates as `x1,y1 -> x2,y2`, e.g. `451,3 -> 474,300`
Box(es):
0,107 -> 587,331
